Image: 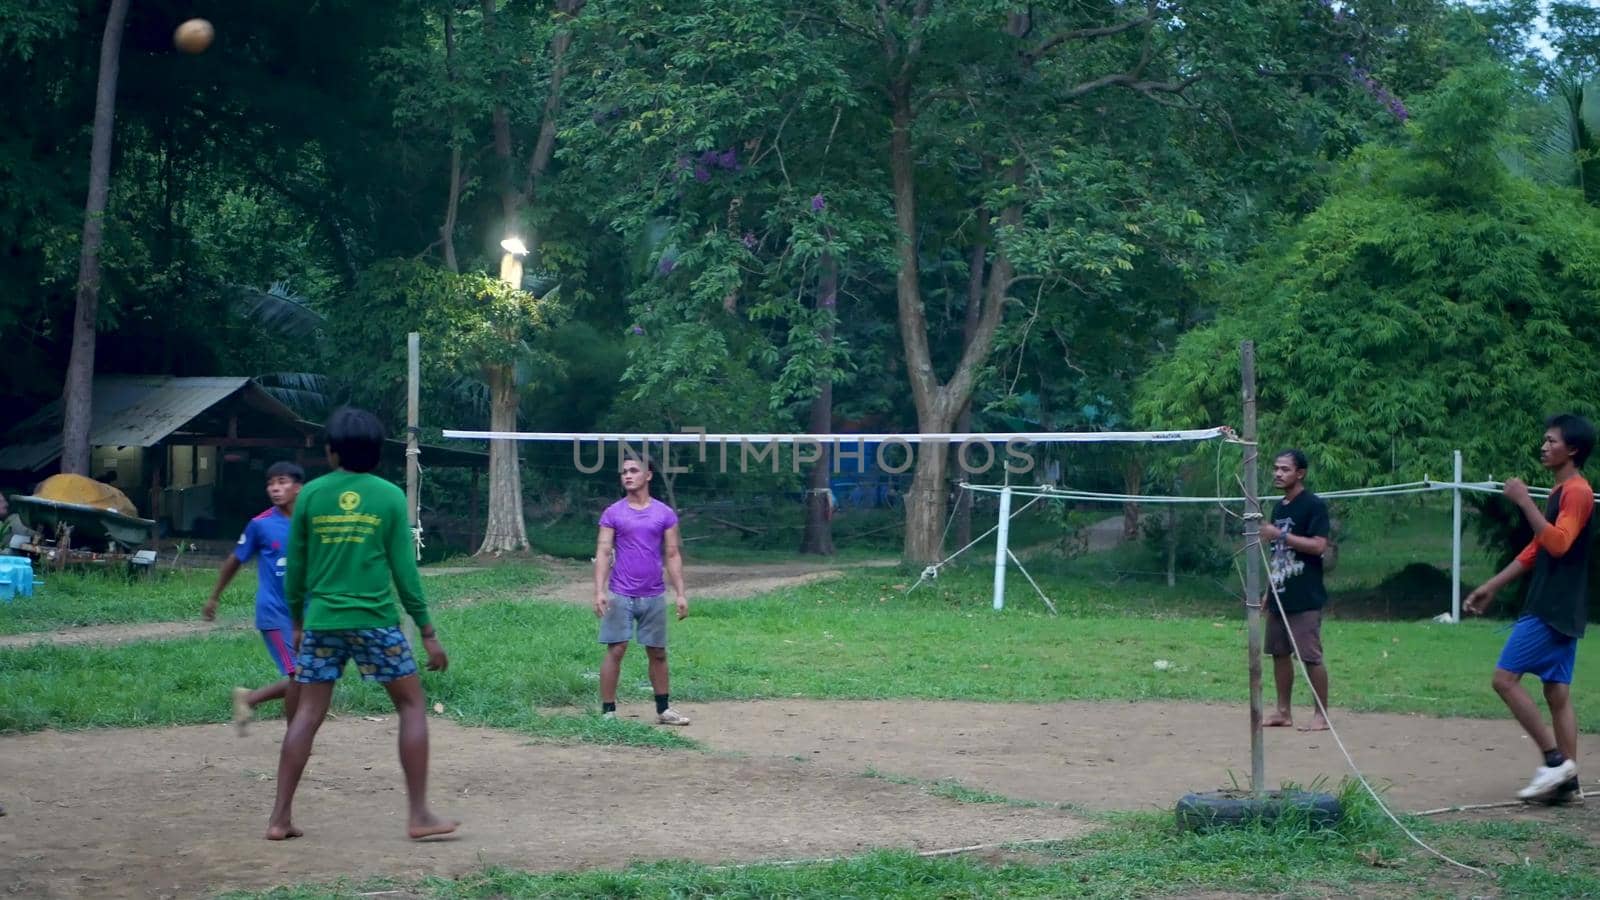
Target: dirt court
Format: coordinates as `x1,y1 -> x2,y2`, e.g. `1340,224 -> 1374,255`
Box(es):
3,699 -> 1596,898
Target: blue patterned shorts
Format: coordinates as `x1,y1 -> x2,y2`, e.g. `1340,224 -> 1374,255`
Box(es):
294,626 -> 419,684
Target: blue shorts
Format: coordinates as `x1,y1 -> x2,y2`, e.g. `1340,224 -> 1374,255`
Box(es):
1497,615 -> 1578,685
259,628 -> 297,676
294,626 -> 419,684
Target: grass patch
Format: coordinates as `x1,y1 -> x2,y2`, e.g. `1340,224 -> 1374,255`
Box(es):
862,767 -> 1062,810
0,560 -> 550,636
0,568 -> 255,635
5,569 -> 1597,734
221,783 -> 1600,898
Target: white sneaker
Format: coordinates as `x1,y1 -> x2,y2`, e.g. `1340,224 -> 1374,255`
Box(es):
602,710 -> 616,720
1517,760 -> 1578,799
657,708 -> 691,726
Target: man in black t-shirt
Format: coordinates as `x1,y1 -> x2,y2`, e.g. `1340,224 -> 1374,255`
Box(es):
1260,449 -> 1333,732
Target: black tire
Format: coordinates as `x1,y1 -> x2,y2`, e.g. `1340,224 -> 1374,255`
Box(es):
1175,789 -> 1342,832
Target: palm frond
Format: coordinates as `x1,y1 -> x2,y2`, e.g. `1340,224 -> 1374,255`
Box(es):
233,282 -> 323,339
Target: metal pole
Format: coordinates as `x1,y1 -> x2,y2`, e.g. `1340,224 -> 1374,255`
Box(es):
1240,340 -> 1265,795
1451,449 -> 1463,624
993,485 -> 1013,610
405,332 -> 421,649
406,332 -> 421,548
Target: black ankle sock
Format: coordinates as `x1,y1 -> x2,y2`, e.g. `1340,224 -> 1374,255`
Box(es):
655,693 -> 670,714
602,701 -> 616,714
1544,748 -> 1567,768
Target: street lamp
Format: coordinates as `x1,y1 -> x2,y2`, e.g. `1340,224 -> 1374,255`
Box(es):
499,236 -> 528,287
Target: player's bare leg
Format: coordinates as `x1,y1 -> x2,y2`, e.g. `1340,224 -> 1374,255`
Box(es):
600,642 -> 628,710
1494,669 -> 1559,750
265,681 -> 333,839
1263,656 -> 1294,726
383,675 -> 458,839
1300,663 -> 1330,731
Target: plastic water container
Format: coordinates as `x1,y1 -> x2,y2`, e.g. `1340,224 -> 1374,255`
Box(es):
0,555 -> 35,601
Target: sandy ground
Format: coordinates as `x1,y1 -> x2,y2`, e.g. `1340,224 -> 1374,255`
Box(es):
0,715 -> 1087,898
2,699 -> 1595,897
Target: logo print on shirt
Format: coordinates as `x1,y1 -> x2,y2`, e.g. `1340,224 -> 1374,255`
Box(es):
338,491 -> 361,512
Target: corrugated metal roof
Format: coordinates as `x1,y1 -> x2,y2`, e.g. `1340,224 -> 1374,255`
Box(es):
0,376 -> 264,472
0,377 -> 488,473
93,377 -> 254,447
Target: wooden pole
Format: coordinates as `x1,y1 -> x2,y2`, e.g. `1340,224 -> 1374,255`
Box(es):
1241,340 -> 1265,795
405,332 -> 421,648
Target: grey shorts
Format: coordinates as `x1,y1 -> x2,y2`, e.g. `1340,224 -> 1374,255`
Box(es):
599,593 -> 667,647
1266,607 -> 1323,665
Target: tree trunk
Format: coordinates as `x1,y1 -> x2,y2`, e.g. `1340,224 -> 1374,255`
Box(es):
800,249 -> 838,556
439,12 -> 462,273
904,430 -> 954,564
1165,504 -> 1178,588
951,230 -> 987,549
60,0 -> 129,477
521,0 -> 584,268
1122,458 -> 1143,542
478,364 -> 529,554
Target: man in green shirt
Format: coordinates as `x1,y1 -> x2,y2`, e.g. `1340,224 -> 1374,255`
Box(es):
265,407 -> 456,842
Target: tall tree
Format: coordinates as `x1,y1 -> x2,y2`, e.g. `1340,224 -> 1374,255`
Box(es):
1138,65 -> 1600,485
60,0 -> 130,476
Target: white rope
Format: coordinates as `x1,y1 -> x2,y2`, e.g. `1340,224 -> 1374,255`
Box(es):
443,427 -> 1233,444
960,479 -> 1549,505
1007,548 -> 1058,615
1250,540 -> 1491,877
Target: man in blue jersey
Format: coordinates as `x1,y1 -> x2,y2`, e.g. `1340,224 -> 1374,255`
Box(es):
203,461 -> 304,734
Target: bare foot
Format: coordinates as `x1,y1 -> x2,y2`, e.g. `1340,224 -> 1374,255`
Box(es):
408,811 -> 459,840
1263,711 -> 1294,727
232,687 -> 253,736
264,822 -> 304,841
1299,715 -> 1330,732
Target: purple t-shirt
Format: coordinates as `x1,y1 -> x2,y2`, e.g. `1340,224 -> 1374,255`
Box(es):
599,498 -> 679,598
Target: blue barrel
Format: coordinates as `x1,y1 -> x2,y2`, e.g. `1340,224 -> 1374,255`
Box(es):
0,555 -> 35,601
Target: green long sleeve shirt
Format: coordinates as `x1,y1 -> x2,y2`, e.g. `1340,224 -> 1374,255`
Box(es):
284,470 -> 431,631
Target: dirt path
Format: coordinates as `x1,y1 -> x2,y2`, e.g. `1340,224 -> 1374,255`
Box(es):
526,558 -> 900,605
0,717 -> 1087,898
0,620 -> 246,649
684,699 -> 1600,815
3,699 -> 1596,897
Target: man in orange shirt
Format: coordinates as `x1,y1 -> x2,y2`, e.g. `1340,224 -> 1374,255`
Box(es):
1466,413 -> 1595,803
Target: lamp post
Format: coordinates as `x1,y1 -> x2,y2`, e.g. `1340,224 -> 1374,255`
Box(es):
499,237 -> 528,288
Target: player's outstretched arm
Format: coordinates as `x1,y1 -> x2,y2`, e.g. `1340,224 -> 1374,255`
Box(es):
202,555 -> 243,621
1464,558 -> 1529,615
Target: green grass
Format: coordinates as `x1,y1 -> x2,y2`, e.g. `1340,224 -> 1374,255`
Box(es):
220,785 -> 1600,898
0,568 -> 256,635
0,561 -> 550,636
4,568 -> 1596,734
8,556 -> 1600,899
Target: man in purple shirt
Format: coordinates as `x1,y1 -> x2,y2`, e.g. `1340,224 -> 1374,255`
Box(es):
594,456 -> 690,725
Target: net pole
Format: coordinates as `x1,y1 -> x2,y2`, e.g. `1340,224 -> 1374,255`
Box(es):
404,332 -> 421,651
1240,340 -> 1266,795
992,485 -> 1012,610
1451,449 -> 1463,624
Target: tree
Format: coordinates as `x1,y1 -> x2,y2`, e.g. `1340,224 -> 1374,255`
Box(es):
60,0 -> 130,476
1137,65 -> 1600,485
